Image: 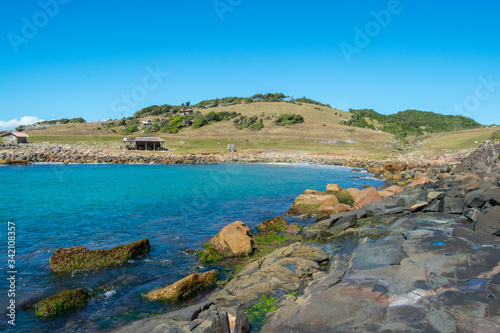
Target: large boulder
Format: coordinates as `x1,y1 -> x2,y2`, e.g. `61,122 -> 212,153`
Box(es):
50,238 -> 150,273
203,221 -> 253,259
286,191 -> 339,218
353,187 -> 383,209
144,270 -> 219,301
35,288 -> 90,317
326,184 -> 344,193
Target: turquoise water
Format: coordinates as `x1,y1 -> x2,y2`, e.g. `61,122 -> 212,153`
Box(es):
0,163 -> 383,332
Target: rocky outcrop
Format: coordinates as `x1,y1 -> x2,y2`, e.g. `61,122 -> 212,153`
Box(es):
201,221 -> 253,260
262,213 -> 500,332
210,243 -> 329,308
49,238 -> 150,273
144,270 -> 219,301
35,288 -> 90,317
114,301 -> 250,333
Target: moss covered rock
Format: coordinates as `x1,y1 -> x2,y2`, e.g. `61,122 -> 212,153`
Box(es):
257,216 -> 289,232
144,270 -> 219,301
35,288 -> 90,317
50,238 -> 150,273
286,192 -> 339,219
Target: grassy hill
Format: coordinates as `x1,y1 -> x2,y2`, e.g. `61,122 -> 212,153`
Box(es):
23,98 -> 497,159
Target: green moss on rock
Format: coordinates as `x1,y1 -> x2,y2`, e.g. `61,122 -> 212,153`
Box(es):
50,238 -> 150,273
257,216 -> 289,232
35,288 -> 90,317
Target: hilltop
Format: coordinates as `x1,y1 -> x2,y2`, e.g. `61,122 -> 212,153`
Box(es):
19,94 -> 497,159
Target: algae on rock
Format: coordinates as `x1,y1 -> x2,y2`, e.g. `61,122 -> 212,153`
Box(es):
50,238 -> 150,273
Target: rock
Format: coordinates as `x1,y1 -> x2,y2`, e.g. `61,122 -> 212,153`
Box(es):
144,270 -> 219,301
455,173 -> 481,191
257,217 -> 288,232
328,213 -> 357,235
326,183 -> 344,193
353,187 -> 383,209
464,208 -> 481,222
35,289 -> 90,317
203,221 -> 253,258
484,188 -> 500,206
331,203 -> 353,214
441,197 -> 465,214
411,202 -> 428,212
465,190 -> 486,208
344,188 -> 360,198
384,185 -> 404,195
210,243 -> 328,308
427,191 -> 445,201
49,238 -> 150,273
114,301 -> 239,333
384,161 -> 407,172
474,206 -> 500,235
286,192 -> 339,218
286,223 -> 301,233
262,214 -> 500,332
437,172 -> 452,181
408,176 -> 431,187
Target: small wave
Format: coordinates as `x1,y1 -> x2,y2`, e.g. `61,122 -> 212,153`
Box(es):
104,290 -> 116,298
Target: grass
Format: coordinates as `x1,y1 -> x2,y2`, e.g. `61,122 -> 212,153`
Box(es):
20,102 -> 495,159
246,295 -> 278,331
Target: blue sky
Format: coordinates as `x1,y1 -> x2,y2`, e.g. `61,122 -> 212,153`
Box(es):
1,0 -> 499,129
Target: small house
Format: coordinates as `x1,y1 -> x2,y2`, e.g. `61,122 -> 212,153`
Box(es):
122,137 -> 165,151
2,132 -> 29,144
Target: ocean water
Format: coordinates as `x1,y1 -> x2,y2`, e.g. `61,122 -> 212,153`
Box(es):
0,163 -> 383,332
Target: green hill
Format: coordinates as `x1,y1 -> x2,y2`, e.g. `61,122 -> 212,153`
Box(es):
342,108 -> 482,138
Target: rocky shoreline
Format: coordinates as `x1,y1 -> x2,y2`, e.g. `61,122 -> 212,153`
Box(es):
10,137 -> 500,332
0,142 -> 461,170
110,138 -> 500,332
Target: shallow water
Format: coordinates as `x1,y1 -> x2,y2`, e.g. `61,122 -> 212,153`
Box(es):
0,163 -> 383,332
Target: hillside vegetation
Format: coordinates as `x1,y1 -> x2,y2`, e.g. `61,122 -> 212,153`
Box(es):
342,109 -> 482,138
20,93 -> 496,159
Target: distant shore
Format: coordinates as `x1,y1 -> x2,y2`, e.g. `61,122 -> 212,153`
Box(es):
0,143 -> 464,171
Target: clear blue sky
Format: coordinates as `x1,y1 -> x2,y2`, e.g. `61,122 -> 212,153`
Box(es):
1,0 -> 499,129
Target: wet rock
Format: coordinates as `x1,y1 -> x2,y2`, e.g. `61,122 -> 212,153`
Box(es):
49,238 -> 150,273
35,288 -> 90,317
114,301 -> 244,333
144,270 -> 219,301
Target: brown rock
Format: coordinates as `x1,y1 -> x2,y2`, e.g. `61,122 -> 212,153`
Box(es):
384,185 -> 404,195
408,176 -> 430,188
326,184 -> 344,193
345,188 -> 360,198
437,172 -> 452,181
353,187 -> 383,209
206,221 -> 253,257
332,203 -> 353,214
378,190 -> 395,198
455,173 -> 481,190
384,161 -> 407,172
144,270 -> 219,301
